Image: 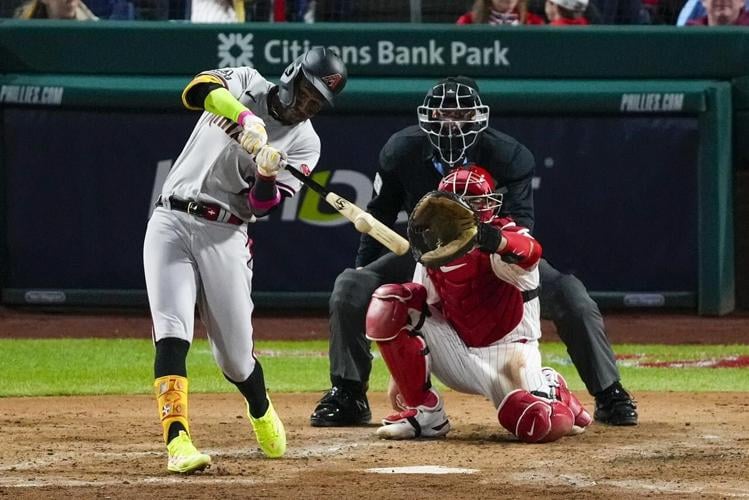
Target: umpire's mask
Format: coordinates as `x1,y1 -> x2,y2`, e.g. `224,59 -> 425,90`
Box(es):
417,78 -> 490,167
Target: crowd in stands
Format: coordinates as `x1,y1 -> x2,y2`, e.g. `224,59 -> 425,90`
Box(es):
6,0 -> 749,26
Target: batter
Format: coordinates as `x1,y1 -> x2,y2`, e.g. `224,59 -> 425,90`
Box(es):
143,47 -> 347,473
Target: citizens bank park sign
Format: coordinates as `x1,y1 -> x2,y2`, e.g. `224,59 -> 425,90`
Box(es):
216,34 -> 510,71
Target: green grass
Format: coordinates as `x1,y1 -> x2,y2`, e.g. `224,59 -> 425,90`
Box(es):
0,339 -> 747,397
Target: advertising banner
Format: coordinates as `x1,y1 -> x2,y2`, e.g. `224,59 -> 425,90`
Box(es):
2,107 -> 698,299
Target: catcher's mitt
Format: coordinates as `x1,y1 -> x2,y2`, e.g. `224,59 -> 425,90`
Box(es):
407,190 -> 479,268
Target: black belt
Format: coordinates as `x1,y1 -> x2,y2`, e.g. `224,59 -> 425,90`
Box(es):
157,196 -> 243,225
522,287 -> 540,302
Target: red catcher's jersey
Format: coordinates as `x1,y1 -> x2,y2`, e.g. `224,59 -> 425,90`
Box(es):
425,218 -> 540,347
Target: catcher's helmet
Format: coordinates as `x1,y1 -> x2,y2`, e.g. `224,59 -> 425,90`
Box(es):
438,165 -> 503,222
278,46 -> 347,109
418,77 -> 489,167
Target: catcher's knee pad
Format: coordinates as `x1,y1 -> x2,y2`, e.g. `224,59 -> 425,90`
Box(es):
497,389 -> 574,443
366,283 -> 431,408
154,375 -> 191,444
542,367 -> 592,429
365,283 -> 427,341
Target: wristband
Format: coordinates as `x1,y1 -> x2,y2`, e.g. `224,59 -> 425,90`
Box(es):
237,110 -> 254,127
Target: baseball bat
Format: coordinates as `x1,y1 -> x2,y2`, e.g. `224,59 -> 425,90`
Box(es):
284,165 -> 410,256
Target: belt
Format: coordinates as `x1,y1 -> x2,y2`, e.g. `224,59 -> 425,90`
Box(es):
522,287 -> 540,302
157,196 -> 243,225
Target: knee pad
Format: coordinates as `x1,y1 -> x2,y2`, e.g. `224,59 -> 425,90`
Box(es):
498,389 -> 574,443
365,283 -> 427,341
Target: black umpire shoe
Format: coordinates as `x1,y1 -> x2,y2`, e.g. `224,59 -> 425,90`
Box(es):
310,386 -> 372,427
594,382 -> 638,426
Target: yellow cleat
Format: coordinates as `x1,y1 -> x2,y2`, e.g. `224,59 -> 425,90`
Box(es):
166,430 -> 212,474
248,397 -> 286,458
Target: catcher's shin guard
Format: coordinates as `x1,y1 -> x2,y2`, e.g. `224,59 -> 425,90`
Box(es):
155,375 -> 191,444
497,389 -> 575,443
542,367 -> 593,431
366,283 -> 432,408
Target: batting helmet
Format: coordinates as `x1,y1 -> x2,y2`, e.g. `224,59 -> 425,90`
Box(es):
417,77 -> 489,167
278,46 -> 347,109
438,165 -> 503,223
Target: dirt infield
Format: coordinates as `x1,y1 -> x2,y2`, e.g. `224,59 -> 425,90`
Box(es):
1,308 -> 748,498
1,392 -> 748,499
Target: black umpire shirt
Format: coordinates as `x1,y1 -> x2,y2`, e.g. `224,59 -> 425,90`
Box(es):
355,125 -> 536,268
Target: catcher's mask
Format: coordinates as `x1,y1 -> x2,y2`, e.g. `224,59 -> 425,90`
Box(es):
417,77 -> 489,167
439,165 -> 503,222
277,46 -> 347,124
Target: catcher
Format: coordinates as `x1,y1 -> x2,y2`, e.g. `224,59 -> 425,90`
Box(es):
365,165 -> 592,442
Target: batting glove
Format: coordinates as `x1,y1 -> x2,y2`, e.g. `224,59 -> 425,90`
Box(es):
255,145 -> 287,178
239,113 -> 268,156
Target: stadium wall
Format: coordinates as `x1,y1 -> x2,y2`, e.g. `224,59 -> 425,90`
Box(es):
0,22 -> 746,315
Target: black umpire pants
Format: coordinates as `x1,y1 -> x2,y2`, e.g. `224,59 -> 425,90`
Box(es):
327,252 -> 620,396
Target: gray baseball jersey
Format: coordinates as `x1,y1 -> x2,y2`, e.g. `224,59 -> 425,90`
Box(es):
145,66 -> 321,382
161,66 -> 320,222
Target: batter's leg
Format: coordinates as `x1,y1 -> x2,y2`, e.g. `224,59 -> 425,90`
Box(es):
539,259 -> 638,425
145,209 -> 211,473
194,221 -> 286,457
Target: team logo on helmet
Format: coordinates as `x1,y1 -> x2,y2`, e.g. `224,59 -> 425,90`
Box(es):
322,74 -> 344,91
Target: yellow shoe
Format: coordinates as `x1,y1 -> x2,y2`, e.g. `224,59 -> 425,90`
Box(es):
248,397 -> 286,458
166,430 -> 212,474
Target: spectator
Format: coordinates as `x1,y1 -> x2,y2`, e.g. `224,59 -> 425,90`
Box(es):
677,0 -> 748,23
643,0 -> 688,24
14,0 -> 99,18
190,0 -> 243,22
545,0 -> 590,24
528,0 -> 602,22
456,0 -> 541,25
686,0 -> 749,23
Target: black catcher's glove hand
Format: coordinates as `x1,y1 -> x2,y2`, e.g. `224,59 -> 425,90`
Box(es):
476,222 -> 502,253
407,191 -> 479,268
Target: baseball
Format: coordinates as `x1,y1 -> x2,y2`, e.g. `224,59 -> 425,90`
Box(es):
354,214 -> 373,233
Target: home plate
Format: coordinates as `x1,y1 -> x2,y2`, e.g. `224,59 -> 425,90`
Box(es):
366,466 -> 478,475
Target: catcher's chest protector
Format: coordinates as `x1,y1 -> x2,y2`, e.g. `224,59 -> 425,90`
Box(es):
427,250 -> 524,347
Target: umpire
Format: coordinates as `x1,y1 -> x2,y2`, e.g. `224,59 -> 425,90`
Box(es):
310,76 -> 638,427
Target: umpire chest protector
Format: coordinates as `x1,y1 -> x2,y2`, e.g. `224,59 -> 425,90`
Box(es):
426,249 -> 526,348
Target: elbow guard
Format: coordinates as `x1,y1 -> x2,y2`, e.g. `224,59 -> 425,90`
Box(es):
181,74 -> 225,110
